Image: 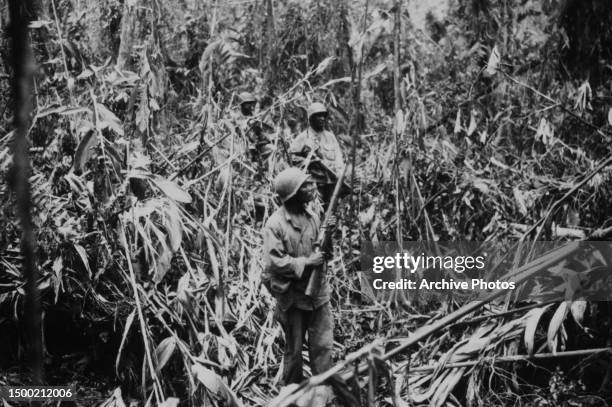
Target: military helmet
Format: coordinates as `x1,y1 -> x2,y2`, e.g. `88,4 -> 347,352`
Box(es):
307,102 -> 328,119
239,92 -> 257,105
273,167 -> 310,203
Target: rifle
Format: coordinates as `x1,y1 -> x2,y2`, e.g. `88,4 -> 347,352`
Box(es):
305,164 -> 348,297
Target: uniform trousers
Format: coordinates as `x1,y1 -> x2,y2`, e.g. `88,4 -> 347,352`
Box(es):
275,302 -> 334,384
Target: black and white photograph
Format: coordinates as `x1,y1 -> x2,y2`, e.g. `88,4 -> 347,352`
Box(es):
1,0 -> 612,405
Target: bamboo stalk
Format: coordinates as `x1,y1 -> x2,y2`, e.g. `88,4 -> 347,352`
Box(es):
115,0 -> 138,71
204,0 -> 218,108
391,0 -> 405,307
263,0 -> 276,93
221,132 -> 234,320
407,347 -> 612,374
205,231 -> 224,322
393,0 -> 402,112
51,0 -> 74,103
349,0 -> 367,219
118,224 -> 164,403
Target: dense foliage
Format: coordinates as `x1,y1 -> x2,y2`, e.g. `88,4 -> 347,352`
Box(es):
1,0 -> 611,405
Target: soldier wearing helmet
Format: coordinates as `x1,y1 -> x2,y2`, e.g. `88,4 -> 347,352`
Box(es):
214,91 -> 272,190
262,167 -> 335,388
236,92 -> 274,173
289,102 -> 344,206
213,92 -> 256,173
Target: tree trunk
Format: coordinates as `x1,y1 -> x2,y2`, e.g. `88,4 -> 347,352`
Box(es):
8,0 -> 43,385
335,0 -> 351,77
116,0 -> 138,70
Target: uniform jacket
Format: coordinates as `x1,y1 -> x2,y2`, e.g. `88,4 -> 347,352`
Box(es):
289,128 -> 343,183
262,204 -> 330,311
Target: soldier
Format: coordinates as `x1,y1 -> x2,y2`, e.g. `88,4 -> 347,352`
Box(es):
214,92 -> 271,190
236,92 -> 273,172
289,102 -> 344,206
262,167 -> 334,386
226,91 -> 257,159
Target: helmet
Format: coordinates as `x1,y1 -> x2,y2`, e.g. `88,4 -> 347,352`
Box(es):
239,92 -> 257,104
274,167 -> 310,202
307,102 -> 327,119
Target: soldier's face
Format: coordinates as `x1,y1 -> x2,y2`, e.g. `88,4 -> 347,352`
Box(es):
309,113 -> 327,132
241,102 -> 256,116
296,179 -> 316,203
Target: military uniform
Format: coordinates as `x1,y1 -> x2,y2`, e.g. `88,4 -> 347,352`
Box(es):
213,92 -> 271,189
289,103 -> 344,205
289,127 -> 343,181
244,119 -> 273,174
212,92 -> 257,166
262,168 -> 334,385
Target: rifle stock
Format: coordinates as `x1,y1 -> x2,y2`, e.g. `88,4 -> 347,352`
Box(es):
305,164 -> 348,297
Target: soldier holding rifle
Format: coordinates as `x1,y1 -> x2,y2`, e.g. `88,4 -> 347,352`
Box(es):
262,166 -> 345,385
289,102 -> 345,206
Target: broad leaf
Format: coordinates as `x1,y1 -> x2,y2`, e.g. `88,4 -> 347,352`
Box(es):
547,302 -> 569,353
73,130 -> 97,173
97,104 -> 124,136
313,56 -> 335,76
467,111 -> 477,136
74,244 -> 92,277
115,310 -> 136,375
158,398 -> 179,407
151,177 -> 192,204
485,45 -> 500,75
523,303 -> 553,356
570,300 -> 587,326
154,336 -> 176,373
191,364 -> 242,407
454,110 -> 462,134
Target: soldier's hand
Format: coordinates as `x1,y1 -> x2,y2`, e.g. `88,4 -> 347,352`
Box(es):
305,252 -> 325,266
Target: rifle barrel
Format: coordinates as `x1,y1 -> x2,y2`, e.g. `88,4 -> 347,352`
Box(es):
306,164 -> 348,296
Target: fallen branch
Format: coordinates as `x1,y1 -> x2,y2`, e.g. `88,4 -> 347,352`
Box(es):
407,347 -> 612,374
588,225 -> 612,240
511,223 -> 586,239
382,242 -> 579,361
501,70 -> 610,139
520,153 -> 612,240
269,242 -> 580,407
169,133 -> 230,180
448,300 -> 557,329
